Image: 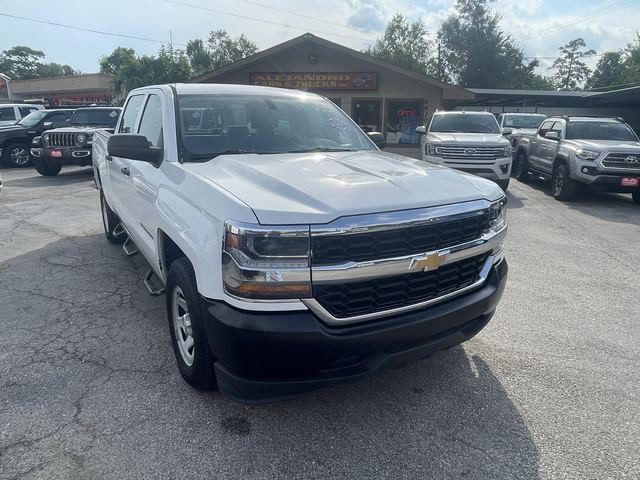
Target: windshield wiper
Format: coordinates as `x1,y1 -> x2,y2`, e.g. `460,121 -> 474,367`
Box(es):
286,147 -> 357,153
188,149 -> 256,161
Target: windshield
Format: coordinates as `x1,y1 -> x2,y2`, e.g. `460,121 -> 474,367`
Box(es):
17,110 -> 48,127
177,94 -> 375,160
503,114 -> 546,129
70,109 -> 120,127
430,114 -> 500,134
566,121 -> 638,141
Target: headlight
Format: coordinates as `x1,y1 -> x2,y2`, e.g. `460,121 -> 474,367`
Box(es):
425,143 -> 439,156
43,133 -> 50,143
222,221 -> 311,299
488,197 -> 507,233
76,134 -> 86,145
32,136 -> 42,146
574,148 -> 599,161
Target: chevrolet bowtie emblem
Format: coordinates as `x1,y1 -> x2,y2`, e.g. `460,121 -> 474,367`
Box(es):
410,251 -> 448,272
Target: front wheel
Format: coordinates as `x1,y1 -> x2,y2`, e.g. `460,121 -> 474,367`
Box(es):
551,164 -> 577,201
632,189 -> 640,204
3,143 -> 31,167
512,150 -> 529,182
166,258 -> 217,391
33,157 -> 62,176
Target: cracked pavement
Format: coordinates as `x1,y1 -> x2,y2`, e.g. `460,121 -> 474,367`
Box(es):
0,166 -> 639,479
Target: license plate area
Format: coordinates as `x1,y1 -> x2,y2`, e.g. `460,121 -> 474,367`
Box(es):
621,176 -> 639,187
50,149 -> 62,158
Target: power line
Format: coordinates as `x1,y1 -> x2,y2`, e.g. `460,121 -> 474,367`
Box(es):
160,0 -> 375,43
0,12 -> 186,46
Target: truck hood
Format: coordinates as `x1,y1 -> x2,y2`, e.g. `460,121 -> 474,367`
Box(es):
44,126 -> 106,133
427,132 -> 509,145
564,139 -> 640,151
183,150 -> 504,224
0,124 -> 26,134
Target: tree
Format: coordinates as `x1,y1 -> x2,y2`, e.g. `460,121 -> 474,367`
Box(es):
549,38 -> 595,90
365,14 -> 435,76
0,45 -> 76,79
585,52 -> 626,90
186,30 -> 258,76
437,0 -> 541,88
622,34 -> 640,85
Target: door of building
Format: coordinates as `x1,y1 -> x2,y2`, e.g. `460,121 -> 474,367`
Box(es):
352,99 -> 381,132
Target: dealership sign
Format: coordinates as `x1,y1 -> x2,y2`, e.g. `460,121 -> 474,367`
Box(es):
250,72 -> 377,90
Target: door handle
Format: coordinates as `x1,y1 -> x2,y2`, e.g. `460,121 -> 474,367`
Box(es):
120,167 -> 130,176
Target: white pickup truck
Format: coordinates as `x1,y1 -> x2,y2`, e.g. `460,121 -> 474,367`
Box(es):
93,84 -> 508,402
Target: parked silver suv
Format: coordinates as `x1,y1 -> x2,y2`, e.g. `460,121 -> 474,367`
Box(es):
515,116 -> 640,203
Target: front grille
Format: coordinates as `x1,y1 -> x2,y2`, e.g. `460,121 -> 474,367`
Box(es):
48,133 -> 76,147
602,153 -> 640,170
313,252 -> 490,319
311,212 -> 490,266
438,145 -> 504,161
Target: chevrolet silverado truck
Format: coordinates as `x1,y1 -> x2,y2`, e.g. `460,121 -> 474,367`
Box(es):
514,115 -> 640,203
0,109 -> 74,167
93,84 -> 508,402
32,107 -> 121,176
416,111 -> 513,191
496,112 -> 547,159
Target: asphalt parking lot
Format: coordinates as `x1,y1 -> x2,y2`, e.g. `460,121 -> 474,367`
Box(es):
1,166 -> 639,480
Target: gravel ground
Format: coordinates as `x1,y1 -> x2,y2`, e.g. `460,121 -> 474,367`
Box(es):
0,166 -> 638,480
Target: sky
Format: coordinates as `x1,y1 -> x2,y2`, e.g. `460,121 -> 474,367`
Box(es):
0,0 -> 638,78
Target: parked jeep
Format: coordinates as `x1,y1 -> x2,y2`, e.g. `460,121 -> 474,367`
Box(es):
0,109 -> 74,167
515,115 -> 640,203
32,107 -> 121,176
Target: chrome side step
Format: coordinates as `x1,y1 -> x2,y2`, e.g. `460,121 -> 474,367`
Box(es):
112,223 -> 126,239
144,269 -> 166,296
122,236 -> 139,256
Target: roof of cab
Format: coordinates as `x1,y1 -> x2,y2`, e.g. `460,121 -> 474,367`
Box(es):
163,83 -> 321,99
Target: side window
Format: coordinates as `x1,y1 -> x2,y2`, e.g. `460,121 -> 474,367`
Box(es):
47,113 -> 68,128
118,94 -> 144,133
0,107 -> 16,121
137,94 -> 163,147
538,120 -> 554,138
550,121 -> 563,136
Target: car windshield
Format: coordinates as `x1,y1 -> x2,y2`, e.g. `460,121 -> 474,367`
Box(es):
503,114 -> 546,129
70,109 -> 120,127
430,114 -> 500,134
17,110 -> 48,127
566,121 -> 638,141
177,94 -> 375,160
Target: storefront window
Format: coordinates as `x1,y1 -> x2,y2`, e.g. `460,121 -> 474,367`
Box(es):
386,101 -> 422,144
352,100 -> 381,132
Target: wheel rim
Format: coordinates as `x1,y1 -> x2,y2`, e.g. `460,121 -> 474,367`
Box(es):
553,170 -> 564,195
172,286 -> 195,366
101,195 -> 110,234
10,147 -> 29,166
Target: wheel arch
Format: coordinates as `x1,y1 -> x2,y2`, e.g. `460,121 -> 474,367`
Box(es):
157,230 -> 195,286
552,154 -> 570,172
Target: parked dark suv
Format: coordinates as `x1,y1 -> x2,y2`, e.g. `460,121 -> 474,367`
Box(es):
32,107 -> 121,176
0,109 -> 74,167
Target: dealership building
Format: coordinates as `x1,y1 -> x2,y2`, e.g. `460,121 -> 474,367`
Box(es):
192,33 -> 473,148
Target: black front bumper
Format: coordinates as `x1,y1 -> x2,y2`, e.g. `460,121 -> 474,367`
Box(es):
203,259 -> 508,403
585,173 -> 640,193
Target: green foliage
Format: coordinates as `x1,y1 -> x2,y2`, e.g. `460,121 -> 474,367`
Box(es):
585,52 -> 626,90
549,38 -> 595,90
364,14 -> 435,76
186,30 -> 258,77
0,45 -> 76,80
622,34 -> 640,86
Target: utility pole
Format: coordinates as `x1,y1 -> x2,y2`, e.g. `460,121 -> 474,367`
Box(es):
437,41 -> 443,81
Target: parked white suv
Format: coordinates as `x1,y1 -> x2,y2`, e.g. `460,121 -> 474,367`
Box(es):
417,111 -> 513,191
0,104 -> 44,126
93,84 -> 508,402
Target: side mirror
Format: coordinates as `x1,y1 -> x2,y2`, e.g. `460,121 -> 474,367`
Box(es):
415,126 -> 427,135
108,134 -> 162,163
42,121 -> 53,128
544,131 -> 560,141
367,131 -> 385,149
502,127 -> 513,136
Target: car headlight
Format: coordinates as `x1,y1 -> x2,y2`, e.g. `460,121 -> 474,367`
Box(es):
222,221 -> 311,299
574,148 -> 599,161
43,133 -> 50,143
425,143 -> 439,156
76,134 -> 86,145
489,197 -> 507,233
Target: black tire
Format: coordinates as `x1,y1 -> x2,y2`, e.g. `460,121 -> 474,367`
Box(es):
100,191 -> 125,244
551,164 -> 577,201
632,190 -> 640,204
33,157 -> 62,176
496,178 -> 510,191
512,150 -> 529,182
166,258 -> 217,391
3,143 -> 31,167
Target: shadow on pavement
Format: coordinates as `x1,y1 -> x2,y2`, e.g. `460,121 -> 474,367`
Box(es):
3,167 -> 94,188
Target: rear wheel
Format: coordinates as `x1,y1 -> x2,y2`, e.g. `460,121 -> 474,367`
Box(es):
3,143 -> 31,167
512,150 -> 529,182
100,191 -> 125,244
166,258 -> 217,391
33,157 -> 62,176
632,190 -> 640,204
551,164 -> 577,201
